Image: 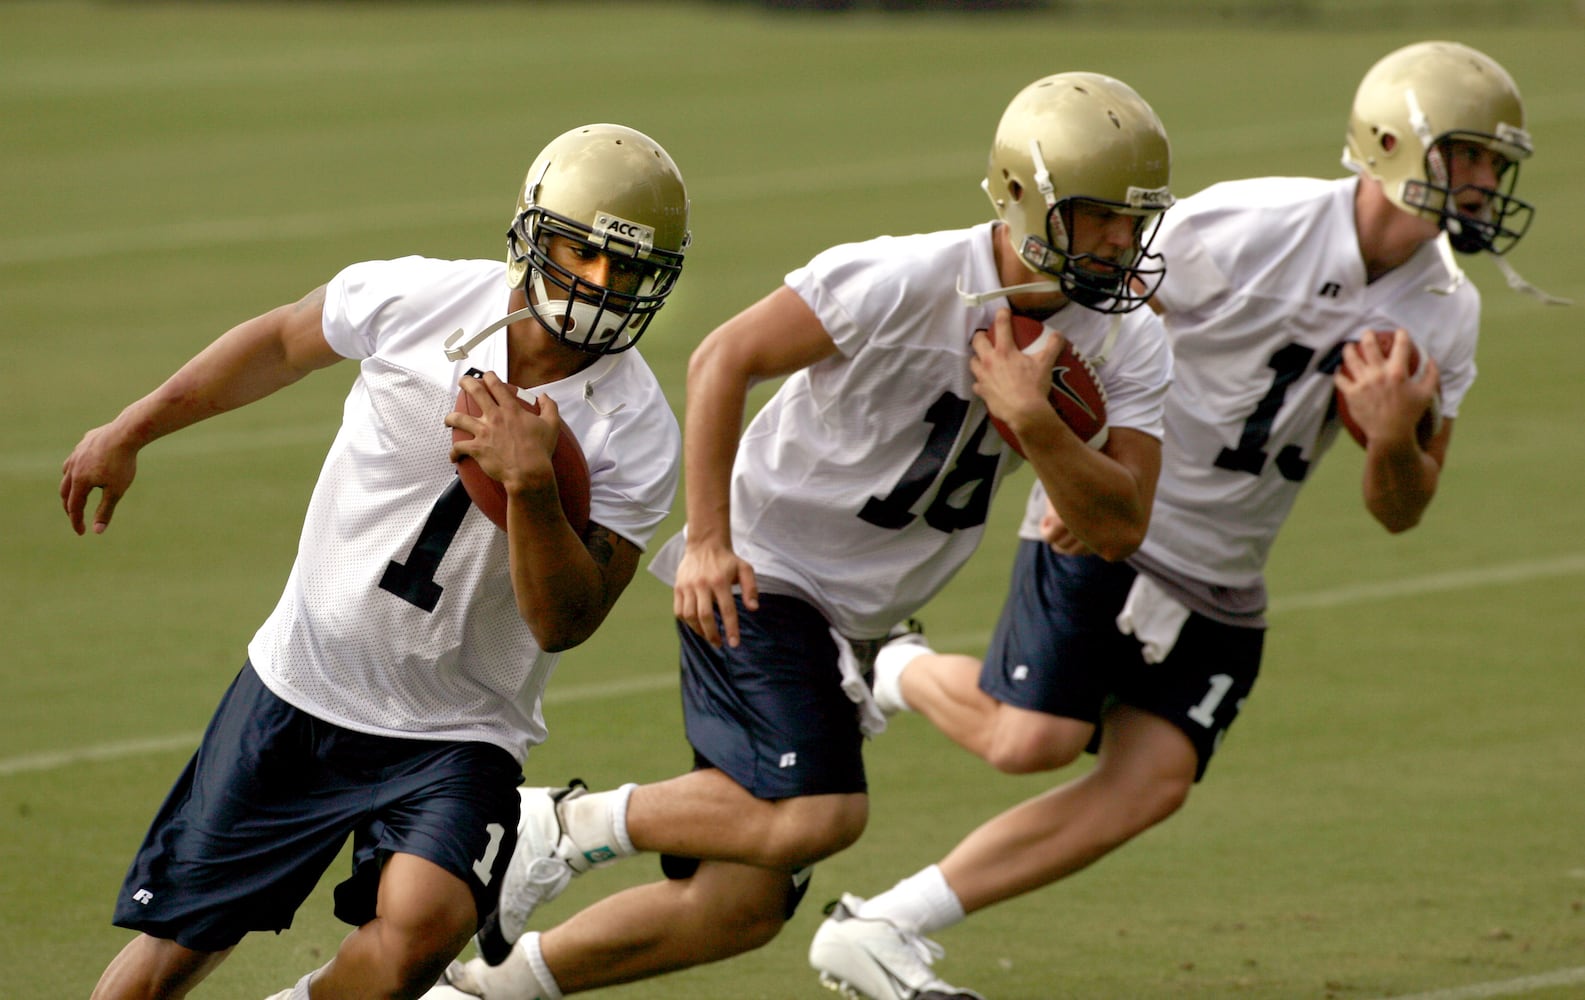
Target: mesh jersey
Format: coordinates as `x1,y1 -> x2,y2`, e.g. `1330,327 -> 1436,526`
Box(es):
247,256 -> 680,762
652,222 -> 1171,639
1073,176 -> 1477,593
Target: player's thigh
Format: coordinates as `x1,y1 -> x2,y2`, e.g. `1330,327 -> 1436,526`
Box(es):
335,738 -> 522,931
677,594 -> 866,799
1122,614 -> 1263,781
981,543 -> 1136,722
375,852 -> 480,949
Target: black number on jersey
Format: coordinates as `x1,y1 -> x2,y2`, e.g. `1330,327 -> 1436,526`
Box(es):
858,391 -> 1000,532
1213,342 -> 1349,483
379,477 -> 472,611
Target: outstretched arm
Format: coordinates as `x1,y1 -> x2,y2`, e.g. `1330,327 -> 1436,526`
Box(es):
60,285 -> 342,535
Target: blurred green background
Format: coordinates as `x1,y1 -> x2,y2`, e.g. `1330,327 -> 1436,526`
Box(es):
3,2 -> 1582,997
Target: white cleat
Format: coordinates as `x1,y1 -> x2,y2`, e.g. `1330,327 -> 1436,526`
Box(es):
436,958 -> 485,996
809,894 -> 984,1000
434,952 -> 552,1000
474,782 -> 586,965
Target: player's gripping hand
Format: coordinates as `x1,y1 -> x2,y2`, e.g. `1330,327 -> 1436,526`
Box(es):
970,309 -> 1069,445
447,370 -> 561,499
1039,500 -> 1093,557
1334,329 -> 1440,451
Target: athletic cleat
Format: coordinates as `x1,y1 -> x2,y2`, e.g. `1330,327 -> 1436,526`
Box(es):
475,780 -> 588,965
885,618 -> 928,650
809,894 -> 984,1000
439,958 -> 484,995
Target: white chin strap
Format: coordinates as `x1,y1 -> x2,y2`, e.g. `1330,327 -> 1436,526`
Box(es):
443,305 -> 536,362
954,277 -> 1123,367
1424,233 -> 1572,306
955,274 -> 1063,307
1425,233 -> 1467,297
440,283 -> 634,363
1493,256 -> 1572,306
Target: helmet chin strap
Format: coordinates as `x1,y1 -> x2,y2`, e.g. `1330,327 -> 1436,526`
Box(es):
1493,256 -> 1573,305
955,274 -> 1063,307
953,277 -> 1124,367
443,305 -> 537,362
442,278 -> 636,363
1424,232 -> 1571,305
1425,233 -> 1467,296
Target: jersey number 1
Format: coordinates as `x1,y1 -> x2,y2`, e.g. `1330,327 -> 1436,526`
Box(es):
858,392 -> 1000,533
1214,342 -> 1347,483
379,478 -> 472,612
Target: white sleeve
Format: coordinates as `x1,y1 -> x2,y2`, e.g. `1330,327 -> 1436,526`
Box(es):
1098,311 -> 1172,439
1152,207 -> 1234,321
320,257 -> 430,360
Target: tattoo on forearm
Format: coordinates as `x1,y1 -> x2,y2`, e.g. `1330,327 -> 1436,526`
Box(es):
585,525 -> 617,569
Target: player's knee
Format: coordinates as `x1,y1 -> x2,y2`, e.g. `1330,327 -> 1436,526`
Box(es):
984,721 -> 1088,775
677,869 -> 797,961
720,900 -> 788,954
984,740 -> 1070,774
759,793 -> 866,867
1135,774 -> 1191,830
377,932 -> 470,1000
1103,771 -> 1192,845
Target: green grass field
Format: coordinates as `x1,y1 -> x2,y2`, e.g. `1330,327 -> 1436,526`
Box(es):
3,3 -> 1583,997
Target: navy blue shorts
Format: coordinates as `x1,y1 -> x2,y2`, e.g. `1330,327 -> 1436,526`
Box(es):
113,662 -> 523,952
981,542 -> 1262,781
676,594 -> 867,799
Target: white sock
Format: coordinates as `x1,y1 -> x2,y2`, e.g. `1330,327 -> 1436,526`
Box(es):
471,931 -> 561,1000
857,865 -> 965,935
872,638 -> 933,715
561,782 -> 638,865
520,931 -> 563,1000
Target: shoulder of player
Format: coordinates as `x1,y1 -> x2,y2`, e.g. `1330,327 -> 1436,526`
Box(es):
1173,175 -> 1342,214
559,354 -> 678,443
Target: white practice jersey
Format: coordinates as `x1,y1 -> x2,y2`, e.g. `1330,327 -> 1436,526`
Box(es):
247,256 -> 680,762
1136,176 -> 1479,589
654,222 -> 1171,639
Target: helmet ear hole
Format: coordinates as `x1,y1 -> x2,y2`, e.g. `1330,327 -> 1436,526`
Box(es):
1378,130 -> 1397,154
1006,178 -> 1023,203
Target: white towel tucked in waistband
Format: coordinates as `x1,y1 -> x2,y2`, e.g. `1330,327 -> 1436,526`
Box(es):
830,628 -> 888,738
1116,573 -> 1191,664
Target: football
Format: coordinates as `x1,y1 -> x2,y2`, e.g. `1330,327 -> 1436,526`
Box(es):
1335,330 -> 1443,449
979,314 -> 1109,456
452,381 -> 591,534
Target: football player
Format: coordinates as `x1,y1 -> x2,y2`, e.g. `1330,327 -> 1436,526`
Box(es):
434,73 -> 1174,1000
819,40 -> 1560,997
61,123 -> 690,1000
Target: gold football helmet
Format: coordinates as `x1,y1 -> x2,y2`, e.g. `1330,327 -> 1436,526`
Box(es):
983,72 -> 1174,313
507,123 -> 691,354
1344,41 -> 1532,255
